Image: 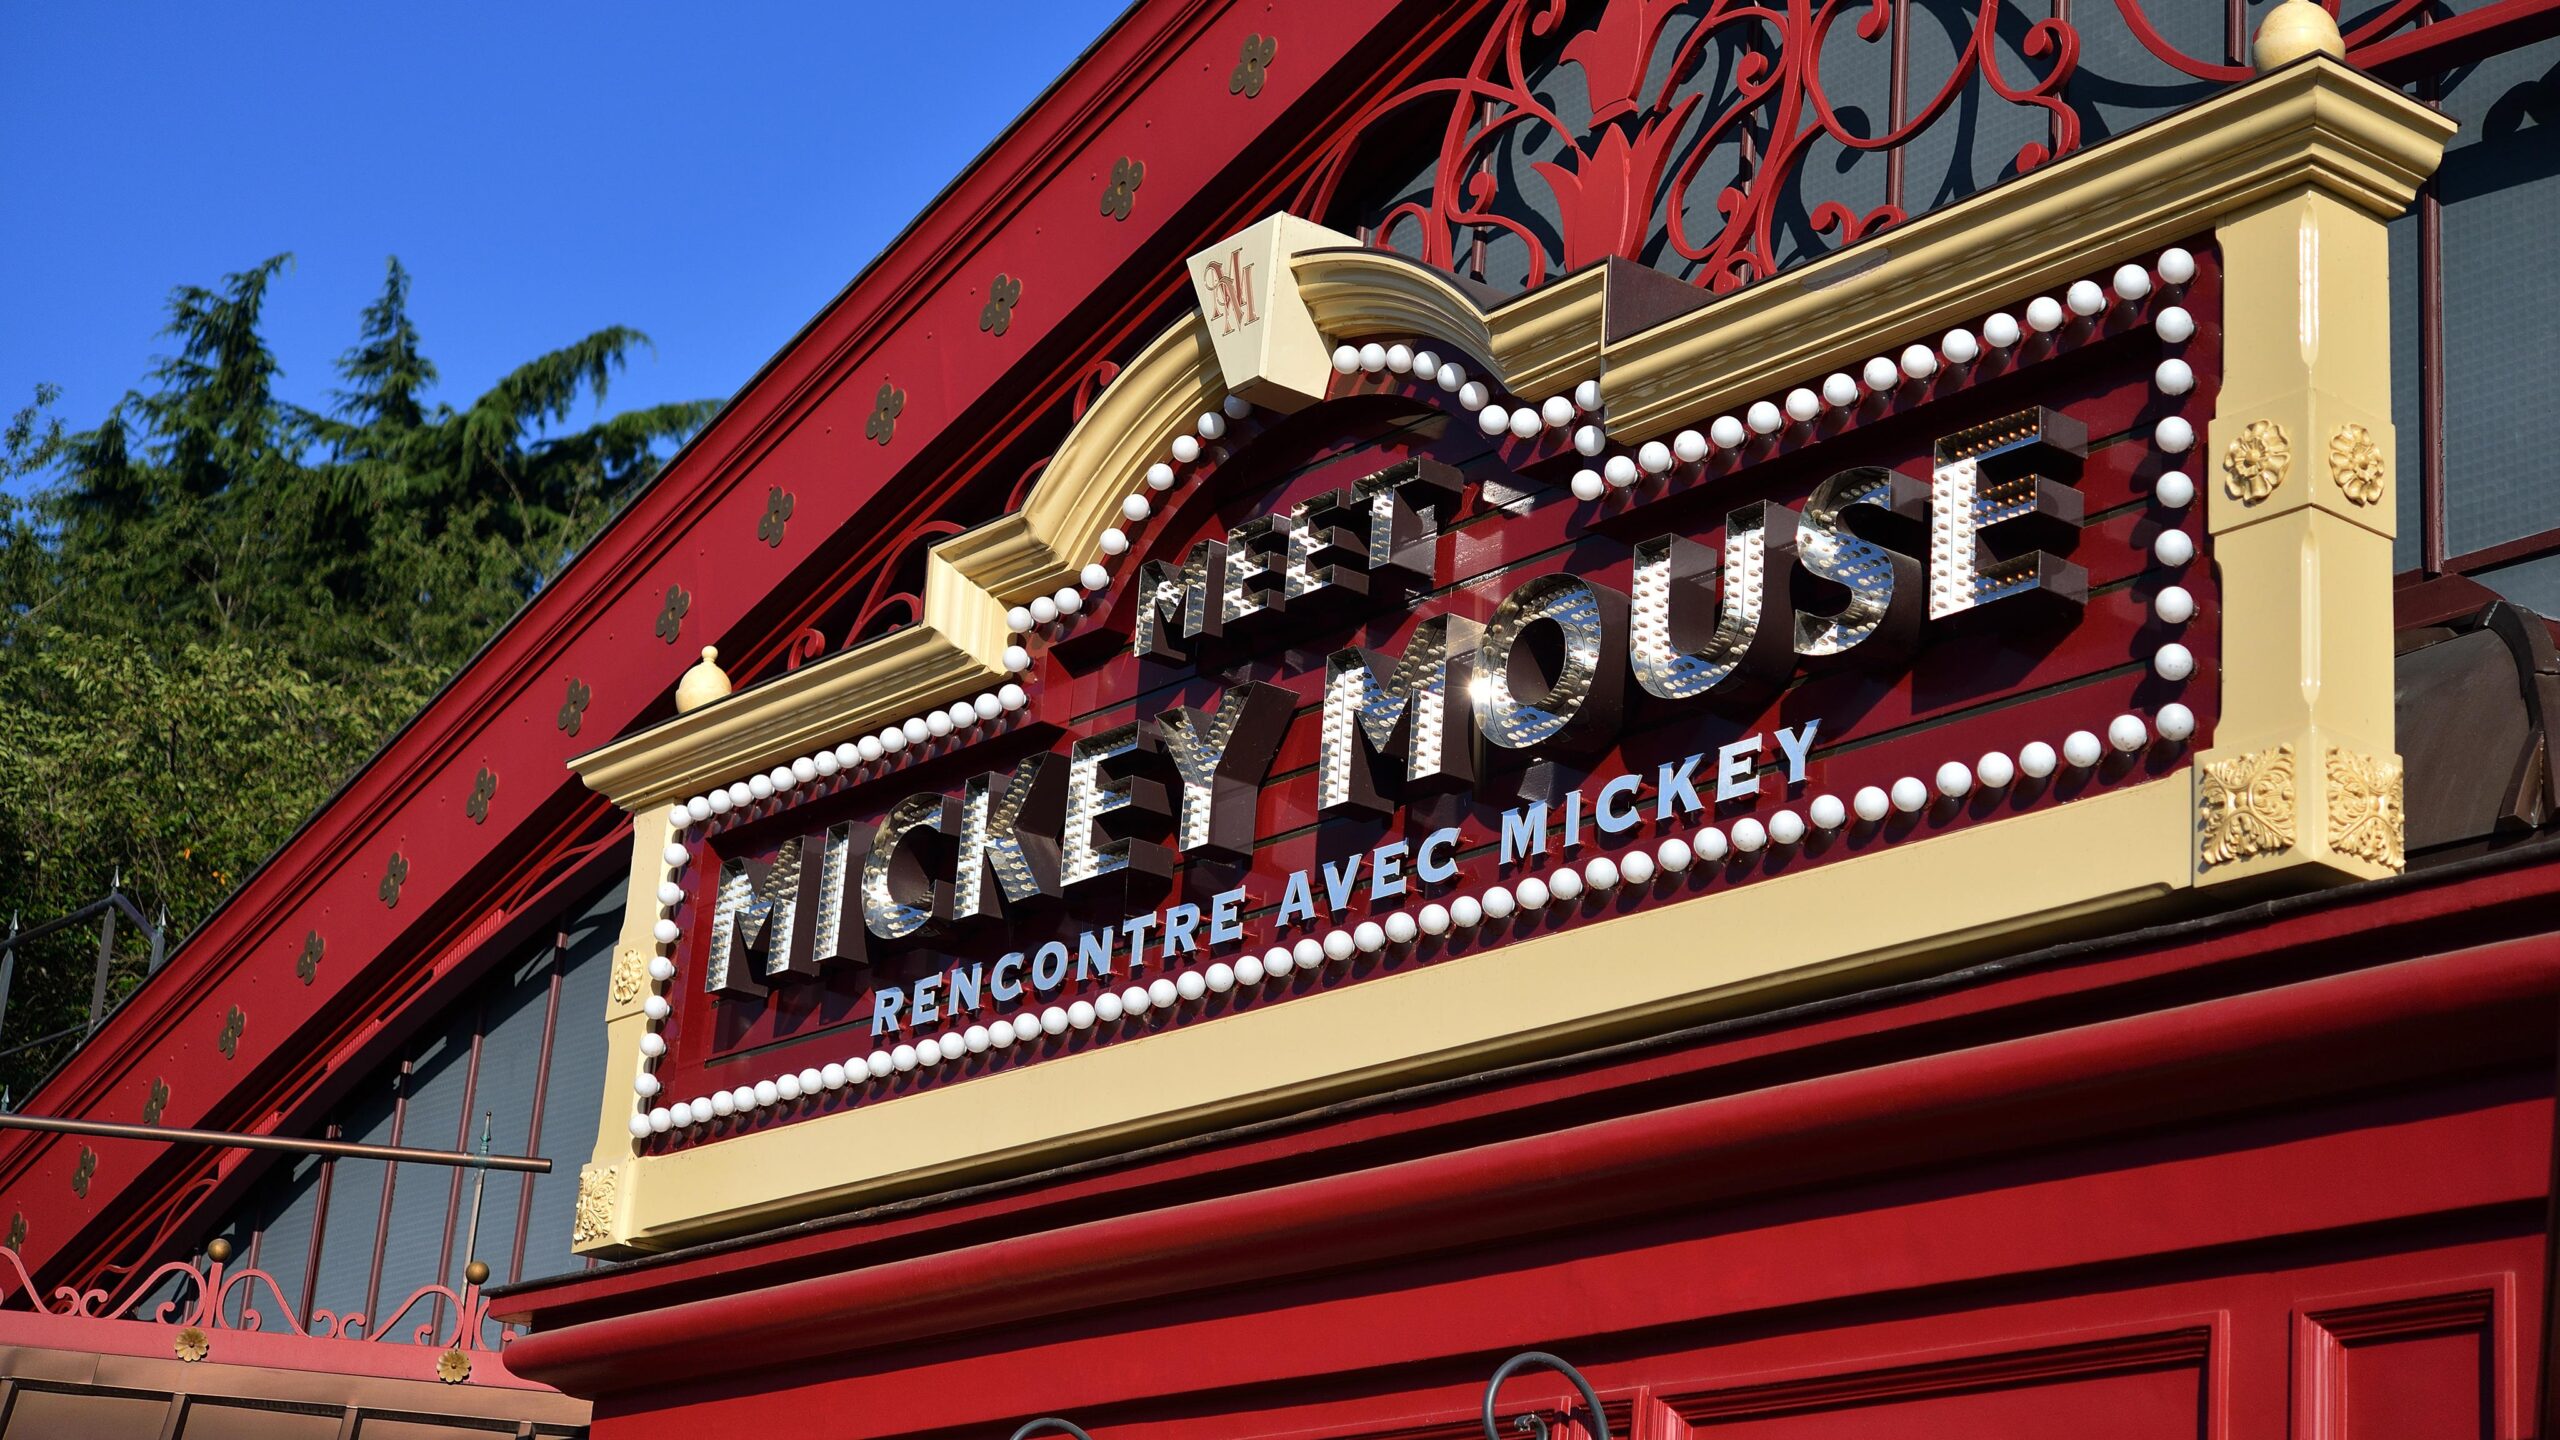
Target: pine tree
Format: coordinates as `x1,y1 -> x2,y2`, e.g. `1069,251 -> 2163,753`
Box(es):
0,256 -> 718,1096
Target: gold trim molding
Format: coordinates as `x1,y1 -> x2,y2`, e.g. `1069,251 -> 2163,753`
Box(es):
2224,419 -> 2292,504
571,1165 -> 616,1248
2327,746 -> 2405,871
2199,743 -> 2298,868
2330,423 -> 2386,507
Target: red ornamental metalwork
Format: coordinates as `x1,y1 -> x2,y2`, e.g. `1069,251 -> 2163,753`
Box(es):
0,1243 -> 513,1353
1297,0 -> 2080,293
2113,0 -> 2428,81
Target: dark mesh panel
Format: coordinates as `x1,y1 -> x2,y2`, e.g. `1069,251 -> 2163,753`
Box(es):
2434,37 -> 2560,557
2389,203 -> 2422,573
208,879 -> 622,1324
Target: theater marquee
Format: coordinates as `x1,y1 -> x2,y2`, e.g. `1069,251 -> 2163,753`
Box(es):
567,63 -> 2431,1254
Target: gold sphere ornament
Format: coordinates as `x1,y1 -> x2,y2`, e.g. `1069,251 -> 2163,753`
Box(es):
465,1259 -> 491,1285
2254,0 -> 2345,71
206,1238 -> 233,1263
675,645 -> 733,713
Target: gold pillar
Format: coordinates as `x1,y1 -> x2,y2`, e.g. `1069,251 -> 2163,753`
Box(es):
2197,155 -> 2432,886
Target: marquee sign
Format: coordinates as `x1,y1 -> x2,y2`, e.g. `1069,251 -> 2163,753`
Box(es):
567,64 -> 2428,1252
619,239 -> 2226,1148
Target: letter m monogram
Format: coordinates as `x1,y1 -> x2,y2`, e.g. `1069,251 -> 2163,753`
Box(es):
1203,248 -> 1258,335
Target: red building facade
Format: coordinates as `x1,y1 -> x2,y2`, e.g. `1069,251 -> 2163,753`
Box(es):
8,4 -> 2560,1438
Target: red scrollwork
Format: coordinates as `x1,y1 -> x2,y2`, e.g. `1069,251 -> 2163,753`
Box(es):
0,1244 -> 513,1352
2109,0 -> 2430,82
1297,0 -> 2081,293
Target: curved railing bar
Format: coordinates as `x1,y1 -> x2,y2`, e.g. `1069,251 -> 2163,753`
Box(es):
1483,1351 -> 1611,1440
1010,1419 -> 1097,1440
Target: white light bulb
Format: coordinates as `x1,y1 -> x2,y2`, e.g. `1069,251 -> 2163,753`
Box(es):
2108,714 -> 2150,752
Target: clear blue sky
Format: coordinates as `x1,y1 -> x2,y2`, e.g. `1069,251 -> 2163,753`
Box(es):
1,3 -> 1130,468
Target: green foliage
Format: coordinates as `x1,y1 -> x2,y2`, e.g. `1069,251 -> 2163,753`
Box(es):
0,256 -> 717,1098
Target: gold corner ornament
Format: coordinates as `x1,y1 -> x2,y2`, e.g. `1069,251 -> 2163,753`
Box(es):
2327,747 -> 2406,871
2330,424 -> 2386,507
572,1165 -> 616,1246
174,1326 -> 209,1363
675,645 -> 733,714
610,946 -> 647,1006
437,1347 -> 474,1384
2199,743 -> 2298,869
2224,419 -> 2292,504
2254,0 -> 2346,71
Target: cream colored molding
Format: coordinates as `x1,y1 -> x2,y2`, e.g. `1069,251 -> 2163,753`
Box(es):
1188,214 -> 1360,410
2191,80 -> 2437,888
602,778 -> 2191,1252
569,58 -> 2449,1254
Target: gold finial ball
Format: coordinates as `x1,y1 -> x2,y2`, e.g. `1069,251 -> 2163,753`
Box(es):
206,1238 -> 232,1263
465,1259 -> 491,1285
674,645 -> 734,714
2254,0 -> 2345,71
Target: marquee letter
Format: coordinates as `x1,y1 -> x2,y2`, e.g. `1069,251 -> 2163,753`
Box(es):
1473,574 -> 1627,754
1793,466 -> 1928,661
862,795 -> 950,941
1157,681 -> 1292,859
1921,407 -> 2089,623
1629,506 -> 1800,705
1133,538 -> 1230,662
946,755 -> 1064,924
1061,722 -> 1172,895
1320,613 -> 1483,818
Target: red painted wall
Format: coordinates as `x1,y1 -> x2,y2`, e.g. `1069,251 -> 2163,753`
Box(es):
500,847 -> 2560,1440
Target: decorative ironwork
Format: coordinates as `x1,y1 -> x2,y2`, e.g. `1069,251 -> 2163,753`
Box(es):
2327,747 -> 2405,871
557,677 -> 592,736
141,1078 -> 168,1127
1231,33 -> 1278,97
2200,743 -> 2298,868
758,486 -> 796,547
465,766 -> 497,825
778,627 -> 829,675
379,851 -> 410,909
0,1240 -> 517,1356
1010,1420 -> 1097,1440
655,582 -> 691,643
295,929 -> 324,985
1484,1350 -> 1612,1440
215,1005 -> 246,1059
71,1145 -> 96,1198
2329,423 -> 2385,507
1100,157 -> 1144,221
1297,0 -> 2077,292
864,380 -> 906,445
2224,419 -> 2291,504
980,274 -> 1024,335
2110,0 -> 2424,83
